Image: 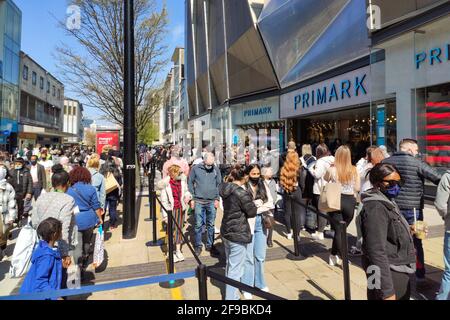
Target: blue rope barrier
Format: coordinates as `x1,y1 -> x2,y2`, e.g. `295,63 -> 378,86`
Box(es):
0,270 -> 196,300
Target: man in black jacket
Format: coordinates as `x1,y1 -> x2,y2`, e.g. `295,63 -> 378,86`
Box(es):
8,157 -> 33,224
383,138 -> 442,280
29,155 -> 47,200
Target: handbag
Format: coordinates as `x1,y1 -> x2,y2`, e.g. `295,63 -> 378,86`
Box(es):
93,225 -> 104,268
262,211 -> 275,229
105,172 -> 119,194
318,182 -> 342,213
9,222 -> 38,278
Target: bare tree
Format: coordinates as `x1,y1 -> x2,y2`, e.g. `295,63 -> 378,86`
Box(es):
56,0 -> 167,135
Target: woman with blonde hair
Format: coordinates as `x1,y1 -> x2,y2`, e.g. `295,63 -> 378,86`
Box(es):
280,151 -> 306,243
324,145 -> 360,266
157,164 -> 192,263
87,154 -> 106,223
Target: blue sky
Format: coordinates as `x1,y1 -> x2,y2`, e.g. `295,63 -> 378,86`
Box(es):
14,0 -> 185,124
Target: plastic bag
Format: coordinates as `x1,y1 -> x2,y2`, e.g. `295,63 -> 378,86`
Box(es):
66,263 -> 81,289
9,223 -> 38,278
93,225 -> 104,268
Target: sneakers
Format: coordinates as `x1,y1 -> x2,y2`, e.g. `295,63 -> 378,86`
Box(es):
328,255 -> 342,266
214,227 -> 220,234
175,251 -> 185,262
286,232 -> 293,240
172,253 -> 180,263
349,246 -> 362,256
261,287 -> 269,293
242,292 -> 253,300
311,232 -> 324,241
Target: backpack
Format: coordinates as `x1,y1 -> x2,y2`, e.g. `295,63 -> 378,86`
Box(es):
9,222 -> 38,278
301,155 -> 316,199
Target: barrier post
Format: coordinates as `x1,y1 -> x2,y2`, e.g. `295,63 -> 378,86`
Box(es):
196,264 -> 208,300
167,209 -> 175,274
287,194 -> 307,261
340,221 -> 351,300
144,168 -> 154,221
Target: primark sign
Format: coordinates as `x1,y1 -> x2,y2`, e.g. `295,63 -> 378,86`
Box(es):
281,66 -> 371,118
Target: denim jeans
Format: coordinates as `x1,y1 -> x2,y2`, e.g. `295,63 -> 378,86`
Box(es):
223,238 -> 247,300
400,209 -> 425,278
437,231 -> 450,300
242,214 -> 268,290
105,199 -> 118,227
194,201 -> 216,249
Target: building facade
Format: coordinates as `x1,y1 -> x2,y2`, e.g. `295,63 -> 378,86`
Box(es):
19,51 -> 66,149
0,0 -> 21,152
63,98 -> 83,144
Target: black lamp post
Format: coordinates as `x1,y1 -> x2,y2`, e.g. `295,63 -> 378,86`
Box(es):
122,0 -> 137,239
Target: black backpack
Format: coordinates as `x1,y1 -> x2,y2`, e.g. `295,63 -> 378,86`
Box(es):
301,155 -> 316,199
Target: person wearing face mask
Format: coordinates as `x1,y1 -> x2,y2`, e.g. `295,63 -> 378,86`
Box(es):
360,163 -> 416,300
0,165 -> 17,260
8,158 -> 33,226
383,139 -> 442,281
188,152 -> 222,257
241,164 -> 274,299
162,145 -> 190,178
158,164 -> 192,263
29,155 -> 47,201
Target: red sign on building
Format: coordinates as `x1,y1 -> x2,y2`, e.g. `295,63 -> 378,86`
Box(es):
96,131 -> 120,154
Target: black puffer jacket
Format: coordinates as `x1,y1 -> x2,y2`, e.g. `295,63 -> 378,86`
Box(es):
360,189 -> 416,299
382,152 -> 442,209
219,182 -> 257,244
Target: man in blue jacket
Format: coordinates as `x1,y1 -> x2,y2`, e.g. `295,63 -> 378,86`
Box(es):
188,153 -> 222,257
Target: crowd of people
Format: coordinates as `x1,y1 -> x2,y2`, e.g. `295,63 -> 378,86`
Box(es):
2,136 -> 450,301
0,144 -> 124,298
147,138 -> 450,301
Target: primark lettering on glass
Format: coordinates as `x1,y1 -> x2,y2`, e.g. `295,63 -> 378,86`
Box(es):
415,43 -> 450,69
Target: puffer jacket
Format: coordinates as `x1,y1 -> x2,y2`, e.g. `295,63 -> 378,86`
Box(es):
8,168 -> 33,196
360,189 -> 416,299
219,182 -> 257,244
382,152 -> 442,210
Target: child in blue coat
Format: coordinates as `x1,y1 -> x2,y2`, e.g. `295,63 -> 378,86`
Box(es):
20,217 -> 63,299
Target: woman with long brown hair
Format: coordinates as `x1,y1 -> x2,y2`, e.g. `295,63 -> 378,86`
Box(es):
324,145 -> 360,266
280,151 -> 305,244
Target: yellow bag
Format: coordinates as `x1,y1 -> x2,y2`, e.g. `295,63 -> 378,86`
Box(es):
105,172 -> 119,194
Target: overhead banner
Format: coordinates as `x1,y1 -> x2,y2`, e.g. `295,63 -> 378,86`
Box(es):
96,131 -> 120,154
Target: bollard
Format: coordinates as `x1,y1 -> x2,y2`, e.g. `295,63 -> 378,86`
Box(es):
339,221 -> 351,300
146,190 -> 163,247
287,194 -> 306,261
167,209 -> 175,275
145,170 -> 154,220
196,264 -> 208,300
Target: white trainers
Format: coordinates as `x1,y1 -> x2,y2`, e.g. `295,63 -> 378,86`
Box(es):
328,255 -> 342,266
215,227 -> 220,234
311,232 -> 324,240
261,287 -> 269,292
171,253 -> 180,263
176,251 -> 185,262
286,232 -> 293,240
242,292 -> 253,300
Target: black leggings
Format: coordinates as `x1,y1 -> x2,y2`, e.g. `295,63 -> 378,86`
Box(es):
367,271 -> 411,300
329,194 -> 356,257
283,188 -> 303,235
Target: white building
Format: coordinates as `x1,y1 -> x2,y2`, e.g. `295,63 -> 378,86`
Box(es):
63,98 -> 84,144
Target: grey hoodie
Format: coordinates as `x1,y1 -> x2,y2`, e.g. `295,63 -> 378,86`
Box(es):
435,171 -> 450,231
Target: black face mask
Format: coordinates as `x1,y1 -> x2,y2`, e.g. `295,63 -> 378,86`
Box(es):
249,177 -> 260,186
30,160 -> 37,166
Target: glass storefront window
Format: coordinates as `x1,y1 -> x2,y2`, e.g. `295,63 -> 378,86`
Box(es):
417,83 -> 450,174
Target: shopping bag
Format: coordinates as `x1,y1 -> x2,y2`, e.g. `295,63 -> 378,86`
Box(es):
105,172 -> 119,194
66,263 -> 81,289
93,225 -> 104,268
318,182 -> 342,213
9,223 -> 38,278
305,207 -> 318,230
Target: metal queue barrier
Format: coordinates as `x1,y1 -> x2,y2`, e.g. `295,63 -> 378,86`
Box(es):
280,191 -> 352,300
155,195 -> 285,300
146,160 -> 163,247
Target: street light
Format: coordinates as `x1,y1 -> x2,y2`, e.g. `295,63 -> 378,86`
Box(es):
122,0 -> 137,239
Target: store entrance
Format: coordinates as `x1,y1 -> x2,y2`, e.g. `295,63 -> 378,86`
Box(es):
294,102 -> 397,163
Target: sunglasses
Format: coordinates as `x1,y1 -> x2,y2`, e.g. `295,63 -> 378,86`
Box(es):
383,180 -> 404,188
